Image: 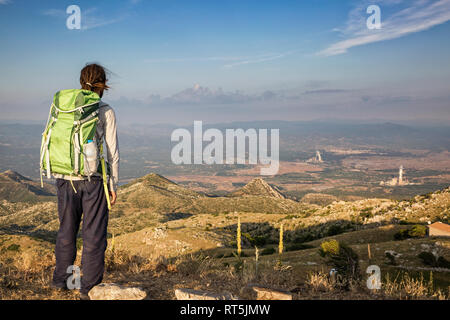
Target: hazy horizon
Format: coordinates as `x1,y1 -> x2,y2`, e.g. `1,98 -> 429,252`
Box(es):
1,115 -> 450,128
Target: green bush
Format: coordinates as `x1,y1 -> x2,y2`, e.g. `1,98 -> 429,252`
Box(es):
385,252 -> 397,266
241,233 -> 267,247
394,225 -> 427,240
222,250 -> 249,258
241,232 -> 254,244
6,244 -> 20,252
418,251 -> 436,266
437,256 -> 450,269
409,225 -> 427,238
293,233 -> 314,243
286,243 -> 314,252
394,229 -> 410,240
327,225 -> 346,236
319,240 -> 361,287
418,252 -> 450,268
319,239 -> 340,256
261,247 -> 276,256
253,236 -> 267,247
359,207 -> 373,219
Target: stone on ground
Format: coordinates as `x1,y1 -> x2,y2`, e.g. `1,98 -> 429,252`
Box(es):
88,283 -> 147,300
251,286 -> 292,300
174,288 -> 235,300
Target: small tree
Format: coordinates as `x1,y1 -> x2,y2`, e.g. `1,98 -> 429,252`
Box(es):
278,223 -> 284,255
237,217 -> 242,257
254,246 -> 260,279
409,225 -> 427,238
319,239 -> 361,289
277,223 -> 284,266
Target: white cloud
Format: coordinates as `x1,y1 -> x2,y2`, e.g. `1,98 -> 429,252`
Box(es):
81,9 -> 126,30
144,56 -> 245,63
145,51 -> 295,69
0,0 -> 11,4
42,9 -> 65,17
222,52 -> 294,68
319,0 -> 450,56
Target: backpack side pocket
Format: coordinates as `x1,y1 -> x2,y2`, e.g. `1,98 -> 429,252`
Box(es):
80,117 -> 99,176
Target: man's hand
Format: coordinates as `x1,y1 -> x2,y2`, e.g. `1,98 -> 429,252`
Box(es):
109,191 -> 117,206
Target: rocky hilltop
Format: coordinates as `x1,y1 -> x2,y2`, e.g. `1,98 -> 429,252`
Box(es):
229,178 -> 285,199
115,173 -> 307,216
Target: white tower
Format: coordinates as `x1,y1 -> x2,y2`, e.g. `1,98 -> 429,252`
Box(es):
316,151 -> 323,163
398,165 -> 404,185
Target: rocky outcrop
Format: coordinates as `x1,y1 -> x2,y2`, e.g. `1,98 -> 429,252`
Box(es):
88,283 -> 147,300
174,288 -> 236,300
230,178 -> 285,199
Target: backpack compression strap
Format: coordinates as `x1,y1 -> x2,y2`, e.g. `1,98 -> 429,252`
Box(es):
100,143 -> 112,210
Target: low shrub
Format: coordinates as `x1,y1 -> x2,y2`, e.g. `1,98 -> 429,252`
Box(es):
293,233 -> 315,243
418,252 -> 450,268
6,244 -> 20,252
327,225 -> 346,236
437,256 -> 450,269
385,252 -> 397,266
222,250 -> 249,258
359,207 -> 373,219
319,239 -> 340,256
319,240 -> 361,288
394,225 -> 427,240
286,243 -> 314,252
418,251 -> 436,267
409,225 -> 427,238
241,233 -> 267,247
260,247 -> 276,256
394,229 -> 410,240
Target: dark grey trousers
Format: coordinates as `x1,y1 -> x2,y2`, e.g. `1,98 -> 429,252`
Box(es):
52,177 -> 109,294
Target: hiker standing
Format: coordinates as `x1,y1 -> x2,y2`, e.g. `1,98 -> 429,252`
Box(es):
40,64 -> 119,299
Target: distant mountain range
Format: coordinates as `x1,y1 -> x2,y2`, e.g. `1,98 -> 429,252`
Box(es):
1,120 -> 450,180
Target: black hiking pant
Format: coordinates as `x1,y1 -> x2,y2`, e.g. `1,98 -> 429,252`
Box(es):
52,176 -> 109,294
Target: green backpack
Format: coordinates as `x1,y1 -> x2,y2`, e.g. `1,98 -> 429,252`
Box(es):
40,89 -> 111,208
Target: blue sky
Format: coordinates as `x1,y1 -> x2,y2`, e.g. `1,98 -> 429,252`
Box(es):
0,0 -> 449,125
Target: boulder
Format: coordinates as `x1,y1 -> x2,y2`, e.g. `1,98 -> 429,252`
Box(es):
174,288 -> 235,300
251,286 -> 292,300
88,283 -> 147,300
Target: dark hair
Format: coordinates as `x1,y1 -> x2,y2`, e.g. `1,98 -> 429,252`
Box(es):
80,63 -> 110,97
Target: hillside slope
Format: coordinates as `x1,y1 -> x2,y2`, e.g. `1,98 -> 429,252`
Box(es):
229,178 -> 285,199
118,173 -> 203,212
0,170 -> 55,203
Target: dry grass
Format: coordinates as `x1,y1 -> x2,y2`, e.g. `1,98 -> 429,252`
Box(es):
1,243 -> 449,300
306,271 -> 335,292
383,271 -> 448,300
0,252 -> 78,300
